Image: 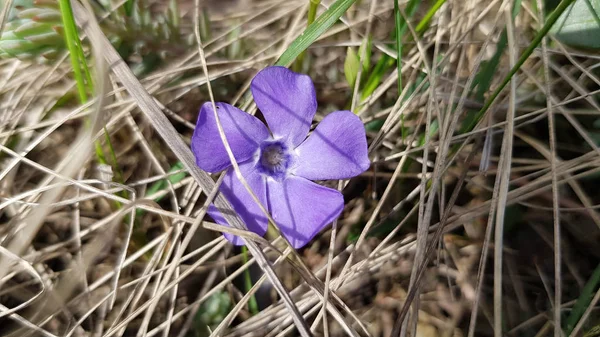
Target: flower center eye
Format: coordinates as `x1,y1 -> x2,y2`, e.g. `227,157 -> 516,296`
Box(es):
262,145 -> 285,166
257,141 -> 291,178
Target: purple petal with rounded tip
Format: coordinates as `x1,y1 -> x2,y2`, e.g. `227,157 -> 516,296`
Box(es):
267,176 -> 343,249
208,160 -> 268,246
251,66 -> 317,147
293,110 -> 370,180
192,102 -> 269,173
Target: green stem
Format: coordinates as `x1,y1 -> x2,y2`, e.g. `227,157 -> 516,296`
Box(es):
393,0 -> 402,96
393,0 -> 403,139
277,0 -> 356,67
241,246 -> 259,315
58,0 -> 87,103
307,0 -> 320,23
294,0 -> 321,72
415,0 -> 447,34
461,0 -> 576,135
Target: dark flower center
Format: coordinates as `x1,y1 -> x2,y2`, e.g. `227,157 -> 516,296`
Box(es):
257,141 -> 291,178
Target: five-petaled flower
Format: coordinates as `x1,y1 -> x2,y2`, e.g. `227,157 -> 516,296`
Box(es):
191,66 -> 370,248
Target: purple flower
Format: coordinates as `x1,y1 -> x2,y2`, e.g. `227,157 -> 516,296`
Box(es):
191,66 -> 370,248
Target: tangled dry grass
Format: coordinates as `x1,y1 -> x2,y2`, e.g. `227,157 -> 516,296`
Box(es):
1,0 -> 599,336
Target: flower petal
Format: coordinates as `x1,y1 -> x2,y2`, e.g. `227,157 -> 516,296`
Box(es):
192,102 -> 269,173
208,160 -> 268,245
251,66 -> 317,147
293,110 -> 370,180
267,176 -> 343,248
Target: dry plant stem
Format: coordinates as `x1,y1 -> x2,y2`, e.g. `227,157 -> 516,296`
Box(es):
400,6 -> 447,336
127,173 -> 226,336
428,3 -> 516,337
209,248 -> 295,337
395,0 -> 511,334
175,265 -> 220,337
109,229 -> 173,337
513,67 -> 600,232
490,10 -> 516,337
103,239 -> 229,337
339,69 -> 431,289
0,97 -> 96,184
320,181 -> 343,337
391,134 -> 484,337
337,90 -> 424,289
533,3 -> 564,296
391,6 -> 440,337
0,247 -> 45,318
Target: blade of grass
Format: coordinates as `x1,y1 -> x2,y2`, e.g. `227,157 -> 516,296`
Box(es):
537,0 -> 562,335
361,0 -> 430,106
59,0 -> 123,192
564,263 -> 600,335
60,0 -> 123,200
293,0 -> 321,72
135,162 -> 187,218
58,0 -> 88,103
470,0 -> 522,103
124,0 -> 134,17
460,0 -> 577,135
414,0 -> 447,34
492,9 -> 517,337
393,0 -> 402,95
241,246 -> 259,315
361,54 -> 395,101
275,0 -> 357,67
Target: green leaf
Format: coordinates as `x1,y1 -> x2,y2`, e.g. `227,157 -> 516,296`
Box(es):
145,162 -> 186,201
344,46 -> 360,87
275,0 -> 357,67
199,291 -> 232,327
359,36 -> 371,72
365,119 -> 384,132
361,54 -> 396,100
551,0 -> 600,49
564,263 -> 600,334
585,325 -> 600,337
393,0 -> 402,95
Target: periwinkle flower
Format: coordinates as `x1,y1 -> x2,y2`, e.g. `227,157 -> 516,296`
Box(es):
191,66 -> 370,248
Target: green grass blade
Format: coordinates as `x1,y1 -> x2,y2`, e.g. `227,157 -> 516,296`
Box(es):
564,263 -> 600,335
393,0 -> 402,96
294,0 -> 322,72
361,54 -> 395,101
275,0 -> 357,67
241,246 -> 259,315
414,0 -> 447,34
362,0 -> 419,103
58,0 -> 87,103
470,0 -> 522,102
135,162 -> 187,217
460,0 -> 577,135
397,0 -> 421,37
307,0 -> 320,25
